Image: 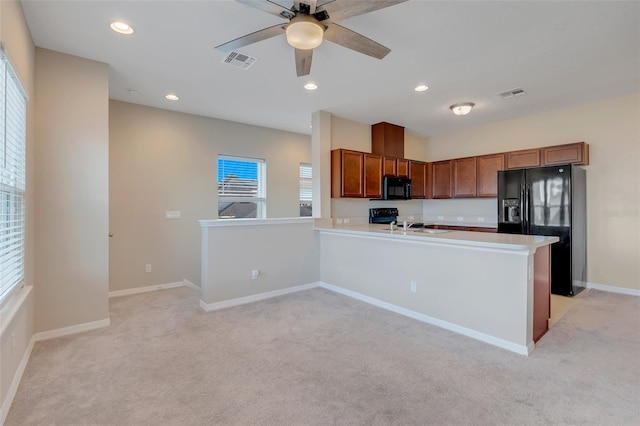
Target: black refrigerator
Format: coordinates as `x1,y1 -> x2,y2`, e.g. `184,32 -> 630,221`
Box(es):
497,164 -> 586,296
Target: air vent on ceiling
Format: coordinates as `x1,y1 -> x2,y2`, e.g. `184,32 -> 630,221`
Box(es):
222,51 -> 257,70
497,88 -> 527,99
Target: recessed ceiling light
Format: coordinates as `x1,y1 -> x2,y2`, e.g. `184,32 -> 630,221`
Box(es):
304,82 -> 318,91
165,94 -> 179,101
110,21 -> 134,35
414,84 -> 429,92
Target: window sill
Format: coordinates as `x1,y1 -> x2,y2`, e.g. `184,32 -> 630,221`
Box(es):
0,285 -> 32,337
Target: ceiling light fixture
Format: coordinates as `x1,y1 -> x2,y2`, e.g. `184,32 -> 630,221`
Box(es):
304,82 -> 318,91
110,21 -> 134,35
165,94 -> 179,101
450,102 -> 475,116
286,15 -> 324,50
414,85 -> 429,92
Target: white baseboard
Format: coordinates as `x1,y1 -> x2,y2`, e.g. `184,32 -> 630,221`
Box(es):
32,317 -> 111,342
586,282 -> 640,296
199,282 -> 321,313
318,282 -> 532,356
182,279 -> 200,291
1,335 -> 35,425
109,281 -> 185,298
1,316 -> 111,425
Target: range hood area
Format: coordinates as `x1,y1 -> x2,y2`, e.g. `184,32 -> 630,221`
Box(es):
372,122 -> 405,159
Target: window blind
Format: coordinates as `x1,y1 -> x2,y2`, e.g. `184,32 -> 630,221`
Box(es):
0,50 -> 27,304
218,156 -> 265,198
300,163 -> 312,202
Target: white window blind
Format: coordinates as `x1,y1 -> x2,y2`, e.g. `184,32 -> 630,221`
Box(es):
218,156 -> 266,219
0,50 -> 26,305
299,163 -> 312,217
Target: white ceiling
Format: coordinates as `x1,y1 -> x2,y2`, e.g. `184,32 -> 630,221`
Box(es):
21,0 -> 640,138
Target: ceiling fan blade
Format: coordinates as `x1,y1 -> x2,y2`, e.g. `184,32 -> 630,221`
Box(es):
236,0 -> 294,19
321,0 -> 408,22
215,24 -> 285,53
294,0 -> 318,14
295,48 -> 313,76
323,23 -> 391,59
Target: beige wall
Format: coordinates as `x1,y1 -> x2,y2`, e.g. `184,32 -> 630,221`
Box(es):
34,48 -> 110,331
424,94 -> 640,290
109,101 -> 311,291
0,0 -> 36,417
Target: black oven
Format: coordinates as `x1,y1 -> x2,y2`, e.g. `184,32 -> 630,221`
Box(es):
382,176 -> 412,200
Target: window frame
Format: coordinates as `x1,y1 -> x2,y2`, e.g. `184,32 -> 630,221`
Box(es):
299,163 -> 312,217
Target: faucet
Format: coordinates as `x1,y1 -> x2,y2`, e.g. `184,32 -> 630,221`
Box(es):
403,217 -> 417,232
389,220 -> 396,231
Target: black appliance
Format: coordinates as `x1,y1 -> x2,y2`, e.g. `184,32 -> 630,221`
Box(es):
369,207 -> 398,224
381,176 -> 411,200
498,164 -> 586,296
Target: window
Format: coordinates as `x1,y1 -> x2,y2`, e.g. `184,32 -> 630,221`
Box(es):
0,51 -> 27,305
218,156 -> 266,219
299,163 -> 312,217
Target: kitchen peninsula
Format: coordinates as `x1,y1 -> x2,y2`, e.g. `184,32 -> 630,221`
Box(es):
315,219 -> 558,355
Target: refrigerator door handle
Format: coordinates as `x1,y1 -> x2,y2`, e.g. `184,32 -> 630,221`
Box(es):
525,185 -> 531,231
520,184 -> 527,232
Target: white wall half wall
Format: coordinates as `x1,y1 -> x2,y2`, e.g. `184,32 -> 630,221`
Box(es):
199,219 -> 320,308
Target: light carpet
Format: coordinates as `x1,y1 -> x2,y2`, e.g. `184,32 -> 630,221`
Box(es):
6,286 -> 640,425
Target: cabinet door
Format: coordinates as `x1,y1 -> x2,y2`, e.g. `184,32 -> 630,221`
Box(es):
506,148 -> 541,169
397,159 -> 409,177
364,153 -> 383,198
453,157 -> 477,198
409,161 -> 427,198
476,153 -> 505,197
332,149 -> 363,198
542,142 -> 589,166
431,160 -> 453,199
383,157 -> 397,176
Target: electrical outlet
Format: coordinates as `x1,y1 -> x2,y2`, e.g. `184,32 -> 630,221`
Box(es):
344,218 -> 350,224
457,216 -> 464,221
410,281 -> 417,293
145,264 -> 152,273
336,218 -> 343,224
251,270 -> 259,280
165,210 -> 181,220
438,216 -> 444,220
408,215 -> 415,220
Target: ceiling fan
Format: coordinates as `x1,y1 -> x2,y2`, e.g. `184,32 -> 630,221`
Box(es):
215,0 -> 408,76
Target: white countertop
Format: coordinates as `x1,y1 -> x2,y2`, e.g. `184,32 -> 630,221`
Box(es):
314,220 -> 557,252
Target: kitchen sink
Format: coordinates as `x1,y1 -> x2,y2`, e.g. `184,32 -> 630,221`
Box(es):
410,229 -> 451,234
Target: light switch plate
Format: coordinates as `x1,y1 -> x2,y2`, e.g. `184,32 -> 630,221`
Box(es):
165,211 -> 181,219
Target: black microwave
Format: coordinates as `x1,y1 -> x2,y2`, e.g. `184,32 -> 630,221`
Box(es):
382,176 -> 412,200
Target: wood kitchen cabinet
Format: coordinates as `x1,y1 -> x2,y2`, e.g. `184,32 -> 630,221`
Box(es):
332,149 -> 364,197
453,157 -> 477,198
506,148 -> 542,169
476,153 -> 506,197
364,153 -> 383,199
332,149 -> 382,198
431,160 -> 453,199
372,122 -> 404,158
542,142 -> 589,166
383,157 -> 409,177
409,161 -> 427,199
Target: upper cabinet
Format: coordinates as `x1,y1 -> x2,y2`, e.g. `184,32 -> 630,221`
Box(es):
409,161 -> 428,199
431,160 -> 453,199
506,148 -> 542,169
332,149 -> 364,198
453,157 -> 477,198
476,153 -> 505,198
507,142 -> 589,169
364,153 -> 383,199
382,157 -> 409,177
331,149 -> 382,198
542,142 -> 589,166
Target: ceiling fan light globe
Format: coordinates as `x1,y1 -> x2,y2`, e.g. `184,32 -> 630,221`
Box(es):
286,16 -> 324,50
450,102 -> 475,116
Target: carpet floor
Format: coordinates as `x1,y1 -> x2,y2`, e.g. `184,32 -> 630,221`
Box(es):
5,286 -> 640,425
